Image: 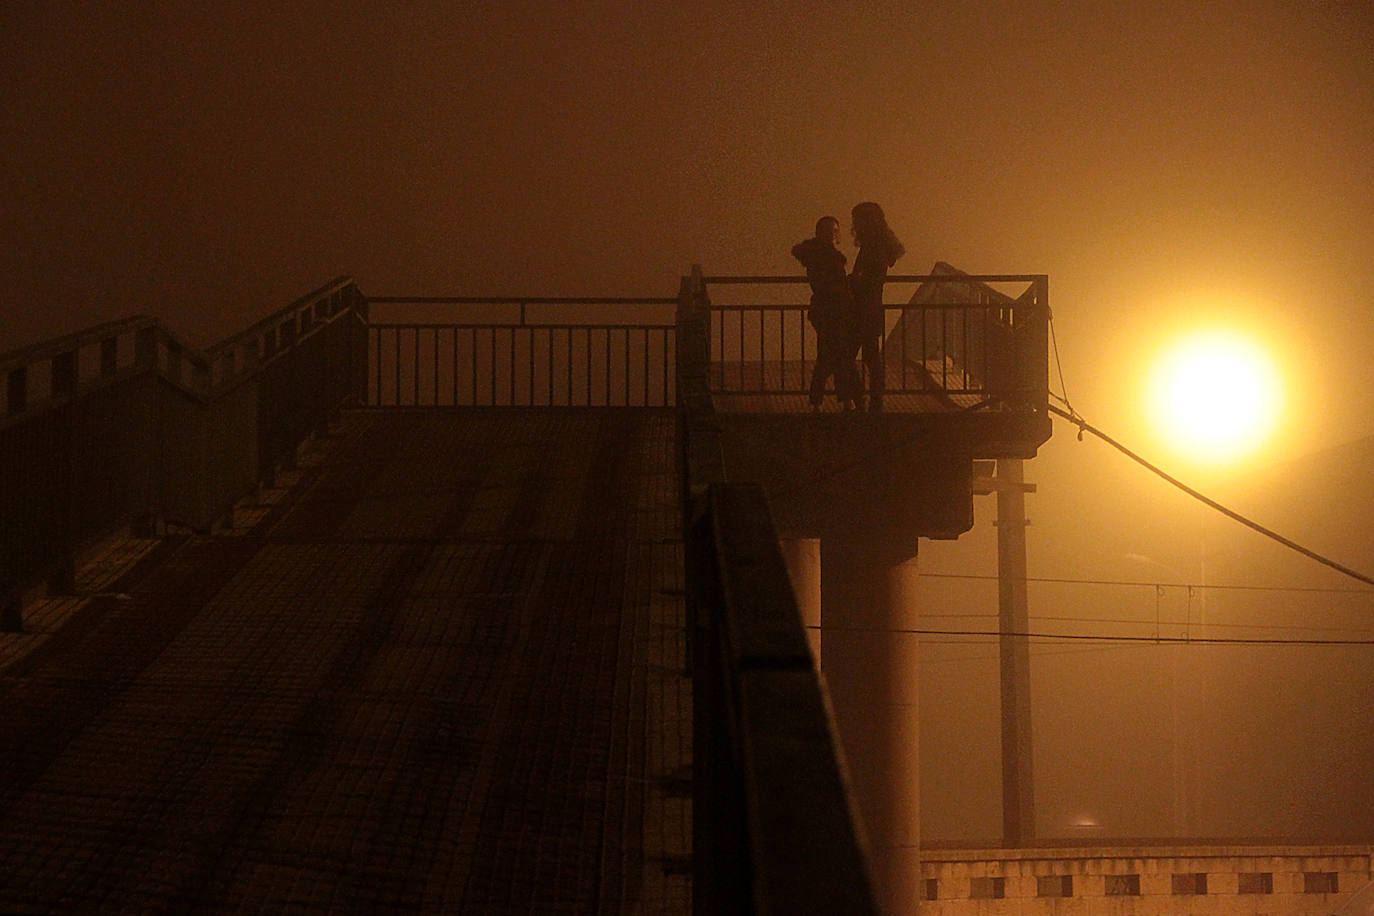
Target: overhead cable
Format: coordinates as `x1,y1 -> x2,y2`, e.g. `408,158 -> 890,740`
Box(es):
804,624 -> 1374,647
920,571 -> 1374,594
1049,404 -> 1374,588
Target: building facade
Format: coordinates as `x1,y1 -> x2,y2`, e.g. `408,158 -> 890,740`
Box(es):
919,845 -> 1372,915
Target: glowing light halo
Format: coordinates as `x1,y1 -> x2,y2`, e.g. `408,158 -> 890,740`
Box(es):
1146,329 -> 1283,466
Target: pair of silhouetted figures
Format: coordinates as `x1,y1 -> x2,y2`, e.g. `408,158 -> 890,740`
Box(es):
792,201 -> 905,413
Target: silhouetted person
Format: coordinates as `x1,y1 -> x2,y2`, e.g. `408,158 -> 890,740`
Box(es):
793,216 -> 860,411
849,202 -> 905,412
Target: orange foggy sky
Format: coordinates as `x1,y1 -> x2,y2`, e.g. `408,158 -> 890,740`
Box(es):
3,0 -> 1372,448
5,0 -> 1374,842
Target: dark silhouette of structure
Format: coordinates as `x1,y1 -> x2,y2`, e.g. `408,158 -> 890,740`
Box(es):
0,267 -> 1052,913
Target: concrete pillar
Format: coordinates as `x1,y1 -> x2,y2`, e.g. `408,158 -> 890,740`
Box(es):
820,535 -> 921,914
996,458 -> 1035,846
778,537 -> 822,664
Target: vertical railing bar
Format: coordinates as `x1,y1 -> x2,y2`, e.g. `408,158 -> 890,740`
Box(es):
605,328 -> 612,406
879,306 -> 886,368
566,329 -> 573,406
956,304 -> 967,390
413,326 -> 420,405
643,327 -> 649,405
433,329 -> 439,406
922,304 -> 929,391
982,305 -> 990,395
373,328 -> 382,406
451,328 -> 458,406
394,327 -> 401,406
662,329 -> 669,406
963,305 -> 970,392
942,309 -> 949,390
900,308 -> 908,391
518,305 -> 527,405
100,336 -> 117,377
470,328 -> 477,407
780,310 -> 787,393
901,310 -> 912,392
488,327 -> 495,406
547,329 -> 554,406
622,326 -> 629,406
722,310 -> 728,389
758,309 -> 765,391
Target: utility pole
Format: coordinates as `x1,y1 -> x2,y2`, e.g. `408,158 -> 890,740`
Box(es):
973,458 -> 1035,846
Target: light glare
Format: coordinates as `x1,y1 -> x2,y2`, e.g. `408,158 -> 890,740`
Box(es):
1148,330 -> 1283,465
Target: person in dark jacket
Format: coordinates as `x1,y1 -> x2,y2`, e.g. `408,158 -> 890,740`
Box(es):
792,215 -> 860,411
849,201 -> 905,412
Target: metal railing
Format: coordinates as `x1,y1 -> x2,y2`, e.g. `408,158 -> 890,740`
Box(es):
362,271 -> 1049,415
365,297 -> 677,407
703,270 -> 1049,412
1,278 -> 367,629
677,271 -> 879,914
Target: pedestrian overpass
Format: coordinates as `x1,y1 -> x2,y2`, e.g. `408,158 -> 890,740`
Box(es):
0,268 -> 1051,913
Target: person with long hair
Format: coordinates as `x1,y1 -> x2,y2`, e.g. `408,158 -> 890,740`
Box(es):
849,201 -> 905,412
792,215 -> 860,411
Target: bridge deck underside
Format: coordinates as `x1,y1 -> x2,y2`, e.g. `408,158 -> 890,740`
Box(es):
0,409 -> 690,914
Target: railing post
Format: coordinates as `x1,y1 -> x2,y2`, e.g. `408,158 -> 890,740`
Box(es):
191,358 -> 211,396
52,349 -> 77,400
167,341 -> 184,386
135,326 -> 158,371
50,348 -> 80,595
100,337 -> 118,377
48,560 -> 77,596
6,366 -> 26,416
676,267 -> 711,401
132,326 -> 162,537
1034,276 -> 1050,413
1,598 -> 22,633
352,288 -> 369,406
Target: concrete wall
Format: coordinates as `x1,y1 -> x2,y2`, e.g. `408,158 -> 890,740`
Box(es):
919,845 -> 1372,916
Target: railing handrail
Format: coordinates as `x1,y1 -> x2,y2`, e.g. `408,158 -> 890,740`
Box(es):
0,316 -> 158,375
699,268 -> 1049,410
3,279 -> 359,392
677,268 -> 879,913
3,277 -> 368,629
367,295 -> 677,305
704,273 -> 1048,285
706,303 -> 1018,311
206,275 -> 358,358
368,320 -> 676,329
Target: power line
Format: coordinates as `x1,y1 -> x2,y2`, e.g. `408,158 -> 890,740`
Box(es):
804,624 -> 1374,647
1049,315 -> 1076,419
919,641 -> 1169,666
1029,613 -> 1374,635
912,609 -> 1374,636
1049,404 -> 1374,588
919,570 -> 1374,595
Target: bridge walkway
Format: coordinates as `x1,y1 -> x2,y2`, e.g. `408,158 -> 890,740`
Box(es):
0,408 -> 690,913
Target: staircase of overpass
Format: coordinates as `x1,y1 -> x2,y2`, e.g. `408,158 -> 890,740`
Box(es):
0,268 -> 1052,913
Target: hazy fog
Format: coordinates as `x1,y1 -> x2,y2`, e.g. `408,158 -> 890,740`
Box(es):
6,1 -> 1372,841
